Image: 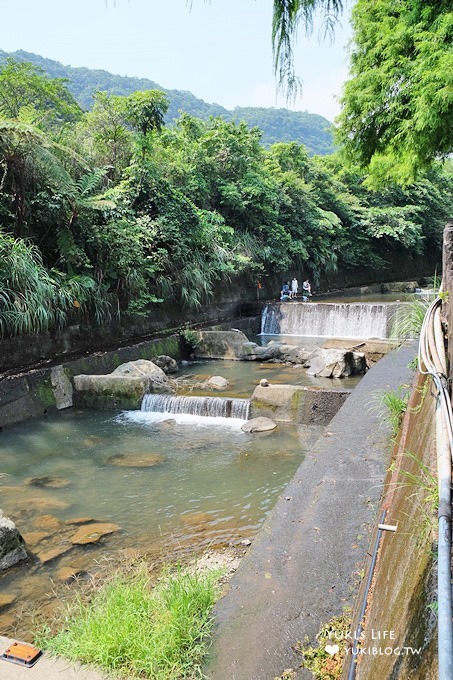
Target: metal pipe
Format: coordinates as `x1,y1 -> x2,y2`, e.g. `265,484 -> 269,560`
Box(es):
418,295 -> 453,679
436,399 -> 453,679
347,509 -> 387,680
434,307 -> 447,375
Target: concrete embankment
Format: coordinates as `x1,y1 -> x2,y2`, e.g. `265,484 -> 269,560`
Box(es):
206,342 -> 416,680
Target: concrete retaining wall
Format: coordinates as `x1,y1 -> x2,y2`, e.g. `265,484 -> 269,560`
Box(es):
350,371 -> 438,680
250,383 -> 350,425
206,342 -> 417,680
0,335 -> 180,429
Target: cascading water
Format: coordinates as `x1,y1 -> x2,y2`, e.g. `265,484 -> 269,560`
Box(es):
141,393 -> 250,420
260,301 -> 406,339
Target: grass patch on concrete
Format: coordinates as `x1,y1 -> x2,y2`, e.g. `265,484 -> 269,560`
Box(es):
292,611 -> 352,680
37,562 -> 223,679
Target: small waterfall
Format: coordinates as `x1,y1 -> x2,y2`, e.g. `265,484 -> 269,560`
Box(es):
260,301 -> 406,339
260,305 -> 269,335
141,394 -> 250,420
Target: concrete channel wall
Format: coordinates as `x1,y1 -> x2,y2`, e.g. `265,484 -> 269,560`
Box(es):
206,342 -> 418,680
0,334 -> 181,429
350,370 -> 438,680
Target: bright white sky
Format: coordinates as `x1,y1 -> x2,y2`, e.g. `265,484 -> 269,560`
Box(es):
0,0 -> 354,121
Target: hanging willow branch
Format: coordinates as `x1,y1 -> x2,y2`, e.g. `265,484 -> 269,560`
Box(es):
272,0 -> 344,101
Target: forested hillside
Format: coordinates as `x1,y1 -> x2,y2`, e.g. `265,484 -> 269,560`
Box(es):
0,50 -> 334,155
0,56 -> 451,340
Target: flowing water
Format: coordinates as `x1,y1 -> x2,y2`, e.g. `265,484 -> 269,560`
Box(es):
141,394 -> 251,419
260,300 -> 408,339
0,359 -> 343,639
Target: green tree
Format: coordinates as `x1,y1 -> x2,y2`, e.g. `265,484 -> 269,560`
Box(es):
124,90 -> 169,136
0,58 -> 82,129
0,119 -> 72,237
123,90 -> 169,159
271,1 -> 452,183
72,92 -> 133,181
335,0 -> 453,183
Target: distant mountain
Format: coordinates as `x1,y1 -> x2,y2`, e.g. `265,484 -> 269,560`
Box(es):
0,50 -> 335,155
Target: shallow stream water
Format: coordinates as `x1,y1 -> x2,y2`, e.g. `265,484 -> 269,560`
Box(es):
0,358 -> 360,639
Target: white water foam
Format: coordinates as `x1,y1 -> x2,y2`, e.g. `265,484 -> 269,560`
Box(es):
117,410 -> 247,429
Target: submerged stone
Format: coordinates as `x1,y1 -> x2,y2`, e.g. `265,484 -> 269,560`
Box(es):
241,417 -> 277,433
26,476 -> 70,488
38,544 -> 73,564
70,522 -> 120,545
64,517 -> 95,525
33,514 -> 62,530
0,593 -> 16,609
23,497 -> 70,512
56,566 -> 89,582
22,531 -> 51,547
107,453 -> 166,467
203,375 -> 230,390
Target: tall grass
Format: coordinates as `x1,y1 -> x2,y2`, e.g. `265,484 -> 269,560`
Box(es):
390,299 -> 429,340
387,449 -> 439,546
0,235 -> 110,336
370,386 -> 410,437
37,564 -> 223,679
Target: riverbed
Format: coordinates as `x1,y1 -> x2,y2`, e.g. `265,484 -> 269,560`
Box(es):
1,358 -> 351,640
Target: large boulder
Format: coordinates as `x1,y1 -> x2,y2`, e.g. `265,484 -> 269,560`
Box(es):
306,348 -> 366,378
277,344 -> 312,365
0,511 -> 28,571
194,330 -> 249,359
192,331 -> 283,362
111,359 -> 169,384
74,359 -> 173,409
240,342 -> 282,361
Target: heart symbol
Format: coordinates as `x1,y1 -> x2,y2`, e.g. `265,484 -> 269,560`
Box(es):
325,644 -> 340,656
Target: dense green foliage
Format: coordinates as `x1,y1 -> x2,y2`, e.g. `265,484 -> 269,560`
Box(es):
38,564 -> 222,679
0,58 -> 451,337
269,0 -> 452,183
0,50 -> 334,155
336,0 -> 453,184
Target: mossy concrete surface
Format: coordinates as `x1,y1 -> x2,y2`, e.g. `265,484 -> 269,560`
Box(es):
0,335 -> 180,428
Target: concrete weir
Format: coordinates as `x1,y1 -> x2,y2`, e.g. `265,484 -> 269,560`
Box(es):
205,342 -> 416,680
261,301 -> 408,339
